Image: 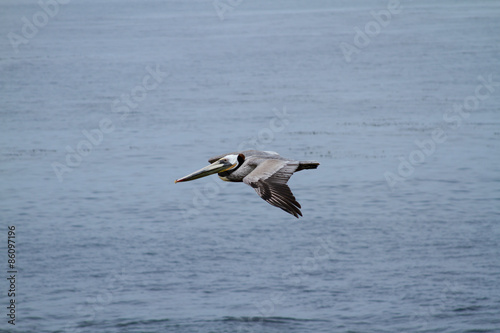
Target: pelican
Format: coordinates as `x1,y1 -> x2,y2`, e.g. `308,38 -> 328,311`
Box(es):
175,150 -> 319,218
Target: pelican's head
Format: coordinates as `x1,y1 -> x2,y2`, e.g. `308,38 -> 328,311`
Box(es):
175,154 -> 242,183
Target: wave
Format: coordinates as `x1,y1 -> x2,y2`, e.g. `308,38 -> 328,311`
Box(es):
114,318 -> 171,327
218,316 -> 330,324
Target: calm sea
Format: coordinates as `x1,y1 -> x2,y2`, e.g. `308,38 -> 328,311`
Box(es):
1,0 -> 499,332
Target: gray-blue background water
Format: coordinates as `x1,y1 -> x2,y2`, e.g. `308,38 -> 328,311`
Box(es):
1,0 -> 499,332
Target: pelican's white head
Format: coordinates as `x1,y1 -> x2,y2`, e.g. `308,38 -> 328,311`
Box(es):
223,154 -> 239,165
174,153 -> 243,183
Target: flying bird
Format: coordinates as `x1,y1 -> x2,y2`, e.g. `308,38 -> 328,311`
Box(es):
175,150 -> 319,218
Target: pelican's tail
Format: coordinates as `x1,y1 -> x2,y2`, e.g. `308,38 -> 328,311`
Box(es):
296,161 -> 320,172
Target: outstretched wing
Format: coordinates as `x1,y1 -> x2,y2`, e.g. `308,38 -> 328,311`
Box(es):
243,159 -> 302,218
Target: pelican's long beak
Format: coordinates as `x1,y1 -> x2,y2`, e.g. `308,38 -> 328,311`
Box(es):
175,159 -> 235,183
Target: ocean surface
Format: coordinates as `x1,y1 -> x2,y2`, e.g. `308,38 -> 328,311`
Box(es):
1,0 -> 499,332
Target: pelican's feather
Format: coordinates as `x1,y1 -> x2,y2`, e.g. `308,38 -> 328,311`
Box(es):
243,160 -> 302,218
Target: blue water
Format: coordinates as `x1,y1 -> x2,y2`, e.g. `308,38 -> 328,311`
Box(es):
1,0 -> 499,332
